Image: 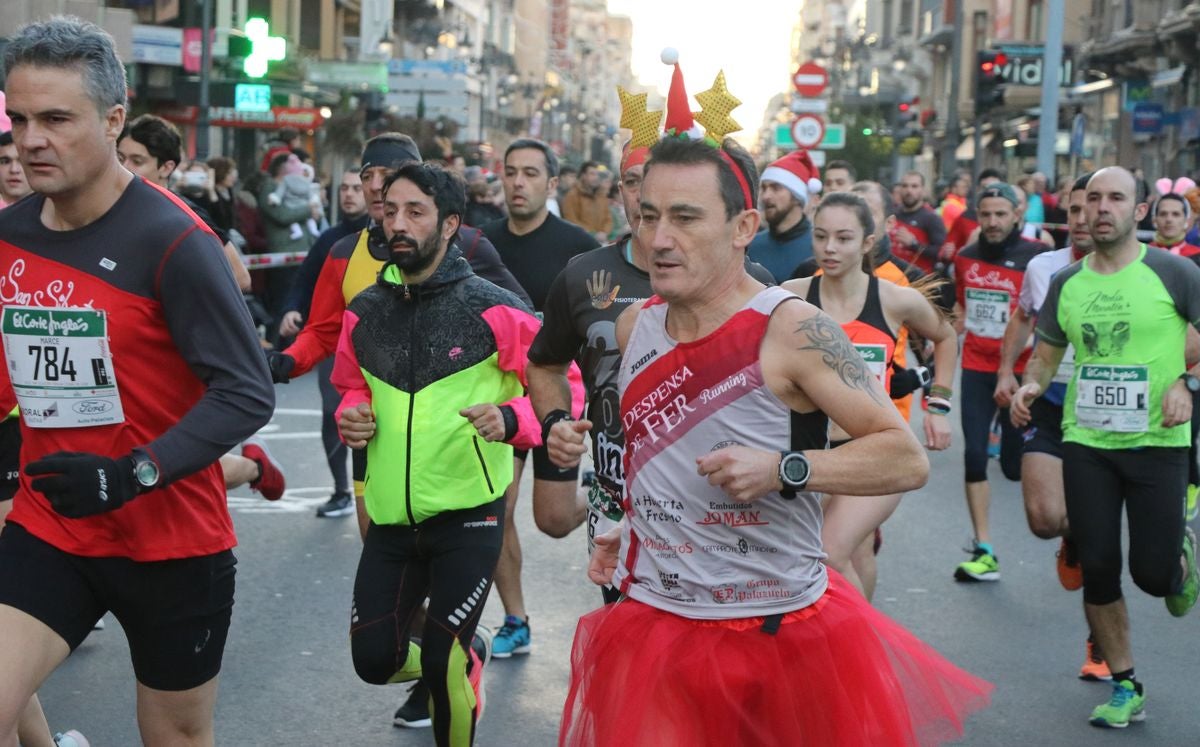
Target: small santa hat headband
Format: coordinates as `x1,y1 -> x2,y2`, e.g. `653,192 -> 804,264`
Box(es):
617,49 -> 753,210
761,149 -> 823,206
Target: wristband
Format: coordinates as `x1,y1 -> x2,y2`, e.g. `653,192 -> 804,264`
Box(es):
925,396 -> 952,415
540,409 -> 573,446
499,405 -> 518,442
929,384 -> 953,399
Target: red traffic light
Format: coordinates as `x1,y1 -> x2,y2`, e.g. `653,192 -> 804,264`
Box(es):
898,102 -> 910,112
981,52 -> 1008,74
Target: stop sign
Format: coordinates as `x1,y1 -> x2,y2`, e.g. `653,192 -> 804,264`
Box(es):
792,62 -> 828,97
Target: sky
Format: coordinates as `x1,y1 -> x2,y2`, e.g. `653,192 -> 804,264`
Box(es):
605,0 -> 799,146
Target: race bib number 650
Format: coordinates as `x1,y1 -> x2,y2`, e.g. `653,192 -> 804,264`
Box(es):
2,306 -> 124,428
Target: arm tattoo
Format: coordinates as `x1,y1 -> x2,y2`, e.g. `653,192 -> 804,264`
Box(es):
795,314 -> 891,407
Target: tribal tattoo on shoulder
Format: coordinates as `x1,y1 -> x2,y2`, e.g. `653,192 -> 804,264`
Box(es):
794,313 -> 891,408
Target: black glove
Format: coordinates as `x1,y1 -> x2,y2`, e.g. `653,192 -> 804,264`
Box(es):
889,364 -> 933,399
25,451 -> 138,518
266,351 -> 295,384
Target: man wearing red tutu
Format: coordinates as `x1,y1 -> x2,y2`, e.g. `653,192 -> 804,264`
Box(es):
556,61 -> 992,747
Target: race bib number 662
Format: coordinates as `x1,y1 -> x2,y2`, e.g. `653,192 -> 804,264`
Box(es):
1,306 -> 125,428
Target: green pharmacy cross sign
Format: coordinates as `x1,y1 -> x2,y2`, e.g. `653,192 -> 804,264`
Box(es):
243,18 -> 285,79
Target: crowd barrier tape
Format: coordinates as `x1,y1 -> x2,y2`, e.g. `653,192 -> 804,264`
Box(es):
245,252 -> 308,269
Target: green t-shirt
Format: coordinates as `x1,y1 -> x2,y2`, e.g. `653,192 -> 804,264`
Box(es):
1036,245 -> 1200,449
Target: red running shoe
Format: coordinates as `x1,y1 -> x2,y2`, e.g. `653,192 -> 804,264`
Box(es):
242,437 -> 285,501
1057,537 -> 1083,591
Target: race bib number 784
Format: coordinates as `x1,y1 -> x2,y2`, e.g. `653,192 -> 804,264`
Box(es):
2,306 -> 124,428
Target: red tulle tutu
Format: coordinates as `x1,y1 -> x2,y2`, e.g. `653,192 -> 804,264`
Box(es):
560,572 -> 991,747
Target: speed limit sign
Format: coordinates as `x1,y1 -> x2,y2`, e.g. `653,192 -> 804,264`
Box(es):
791,115 -> 825,149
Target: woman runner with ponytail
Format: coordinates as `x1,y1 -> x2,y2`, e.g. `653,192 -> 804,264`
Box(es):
784,192 -> 958,599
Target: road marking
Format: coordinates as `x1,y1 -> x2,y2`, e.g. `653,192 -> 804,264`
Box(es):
255,432 -> 322,440
228,486 -> 337,514
273,408 -> 324,416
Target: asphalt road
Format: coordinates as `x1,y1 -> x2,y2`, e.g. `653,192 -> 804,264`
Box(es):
35,375 -> 1200,746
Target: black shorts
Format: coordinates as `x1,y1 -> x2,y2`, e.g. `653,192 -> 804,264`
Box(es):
0,522 -> 236,691
513,444 -> 580,482
0,417 -> 20,502
1022,398 -> 1064,459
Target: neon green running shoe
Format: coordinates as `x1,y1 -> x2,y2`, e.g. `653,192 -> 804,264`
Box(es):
954,545 -> 999,582
1166,527 -> 1198,617
1187,484 -> 1199,523
1089,680 -> 1145,728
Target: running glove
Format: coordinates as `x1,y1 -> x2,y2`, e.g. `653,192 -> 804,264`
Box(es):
889,364 -> 933,399
266,351 -> 295,383
25,451 -> 138,518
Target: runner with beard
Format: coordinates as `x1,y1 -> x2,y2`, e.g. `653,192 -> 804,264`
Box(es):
889,171 -> 946,274
746,149 -> 819,283
333,163 -> 534,746
951,183 -> 1044,582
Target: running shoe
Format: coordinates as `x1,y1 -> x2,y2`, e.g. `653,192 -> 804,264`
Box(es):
393,681 -> 432,728
1089,680 -> 1145,728
92,616 -> 105,630
954,544 -> 1000,582
1187,484 -> 1199,522
315,492 -> 354,518
491,615 -> 531,658
1079,638 -> 1112,682
242,437 -> 285,501
1166,527 -> 1199,617
1056,537 -> 1083,591
469,645 -> 486,722
471,624 -> 493,668
54,731 -> 90,747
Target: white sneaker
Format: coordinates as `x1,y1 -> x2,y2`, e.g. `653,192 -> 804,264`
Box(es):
54,730 -> 91,747
92,617 -> 105,630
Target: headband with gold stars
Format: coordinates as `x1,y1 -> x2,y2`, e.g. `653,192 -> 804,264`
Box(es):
616,50 -> 751,206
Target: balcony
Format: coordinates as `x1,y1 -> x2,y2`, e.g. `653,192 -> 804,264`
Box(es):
1081,0 -> 1162,64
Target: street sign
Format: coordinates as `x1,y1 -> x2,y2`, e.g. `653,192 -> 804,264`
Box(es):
1070,112 -> 1086,156
820,123 -> 846,150
993,43 -> 1074,87
791,115 -> 825,148
792,62 -> 828,97
790,98 -> 829,114
235,83 -> 272,112
1132,103 -> 1164,134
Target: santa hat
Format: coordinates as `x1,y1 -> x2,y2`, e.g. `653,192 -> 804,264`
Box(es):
660,48 -> 703,140
761,150 -> 823,205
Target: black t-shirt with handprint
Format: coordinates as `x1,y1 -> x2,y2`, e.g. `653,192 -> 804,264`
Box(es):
529,240 -> 649,553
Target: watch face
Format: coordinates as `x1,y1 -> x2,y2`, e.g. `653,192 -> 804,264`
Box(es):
135,460 -> 159,486
782,454 -> 809,484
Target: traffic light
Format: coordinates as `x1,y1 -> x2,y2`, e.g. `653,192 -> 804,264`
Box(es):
896,96 -> 919,130
976,50 -> 1008,114
243,18 -> 285,79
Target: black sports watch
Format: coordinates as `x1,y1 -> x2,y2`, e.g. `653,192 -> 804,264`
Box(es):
1181,373 -> 1200,394
778,451 -> 811,499
130,450 -> 161,493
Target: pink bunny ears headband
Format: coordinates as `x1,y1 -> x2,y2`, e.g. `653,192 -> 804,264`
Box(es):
1156,177 -> 1198,219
